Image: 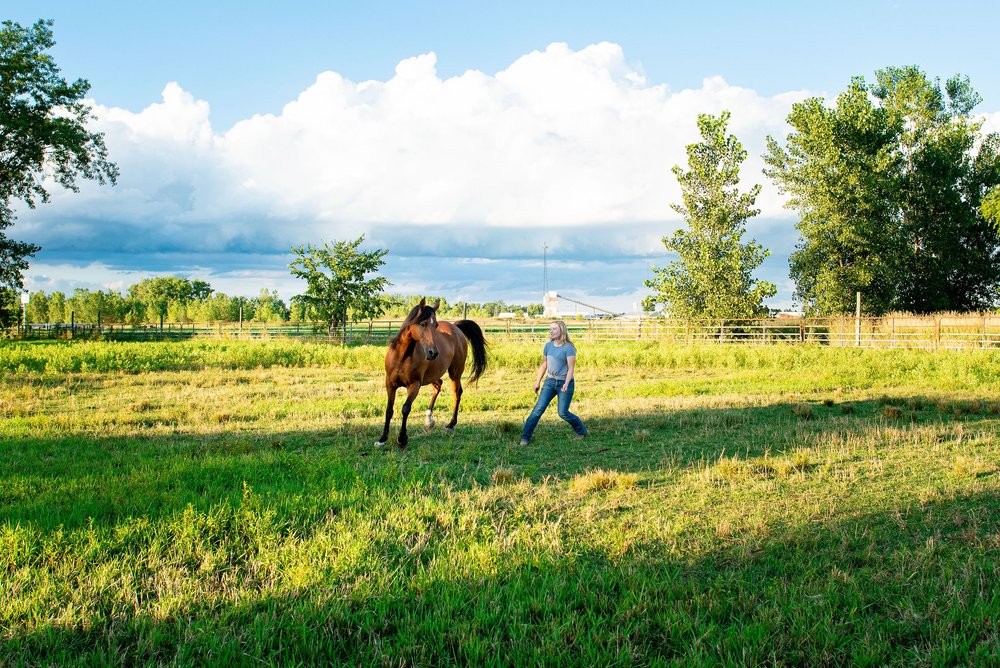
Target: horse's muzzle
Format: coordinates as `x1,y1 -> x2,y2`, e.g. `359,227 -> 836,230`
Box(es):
426,349 -> 439,360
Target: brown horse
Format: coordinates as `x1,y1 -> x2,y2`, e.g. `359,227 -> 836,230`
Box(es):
377,298 -> 488,447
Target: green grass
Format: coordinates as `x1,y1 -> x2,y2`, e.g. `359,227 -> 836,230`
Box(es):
1,340 -> 999,665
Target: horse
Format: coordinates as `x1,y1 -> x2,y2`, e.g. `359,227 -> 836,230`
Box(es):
376,298 -> 488,447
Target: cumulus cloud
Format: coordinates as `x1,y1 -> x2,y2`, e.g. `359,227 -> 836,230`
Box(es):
18,42 -> 812,261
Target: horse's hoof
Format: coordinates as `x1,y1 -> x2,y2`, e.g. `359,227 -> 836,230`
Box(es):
444,426 -> 454,434
374,440 -> 386,447
424,417 -> 435,431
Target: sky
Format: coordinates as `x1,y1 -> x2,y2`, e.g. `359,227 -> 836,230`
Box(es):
6,1 -> 1000,313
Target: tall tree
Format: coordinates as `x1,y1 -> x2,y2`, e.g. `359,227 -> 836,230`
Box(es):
765,67 -> 1000,315
289,236 -> 390,339
876,67 -> 1000,311
1,19 -> 118,293
128,277 -> 208,321
645,112 -> 775,318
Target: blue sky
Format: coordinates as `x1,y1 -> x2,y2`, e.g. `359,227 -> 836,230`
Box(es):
6,1 -> 1000,312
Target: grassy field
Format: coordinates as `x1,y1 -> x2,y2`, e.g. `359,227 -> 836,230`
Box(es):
1,340 -> 998,665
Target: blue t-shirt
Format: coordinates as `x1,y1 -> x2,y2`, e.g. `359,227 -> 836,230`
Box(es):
544,341 -> 576,380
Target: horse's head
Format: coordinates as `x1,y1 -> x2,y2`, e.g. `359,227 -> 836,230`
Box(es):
406,298 -> 440,361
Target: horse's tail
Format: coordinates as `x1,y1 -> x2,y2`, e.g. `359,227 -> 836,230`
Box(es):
455,319 -> 488,384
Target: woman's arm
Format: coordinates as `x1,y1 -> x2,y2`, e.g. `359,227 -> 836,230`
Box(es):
534,359 -> 548,393
562,356 -> 576,392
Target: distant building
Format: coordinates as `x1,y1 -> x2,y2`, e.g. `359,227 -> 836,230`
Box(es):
543,291 -> 559,317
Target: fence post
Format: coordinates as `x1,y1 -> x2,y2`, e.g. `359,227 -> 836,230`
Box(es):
855,292 -> 862,347
891,317 -> 895,348
983,315 -> 987,350
935,317 -> 941,351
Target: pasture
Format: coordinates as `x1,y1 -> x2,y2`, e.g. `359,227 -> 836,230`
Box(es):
1,340 -> 998,665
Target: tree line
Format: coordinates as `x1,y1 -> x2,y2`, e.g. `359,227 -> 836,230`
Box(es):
14,276 -> 542,327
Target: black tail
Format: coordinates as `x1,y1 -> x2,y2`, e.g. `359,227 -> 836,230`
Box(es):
455,319 -> 488,384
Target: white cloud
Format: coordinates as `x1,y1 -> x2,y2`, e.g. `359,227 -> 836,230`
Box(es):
983,110 -> 1000,136
18,41 -> 815,260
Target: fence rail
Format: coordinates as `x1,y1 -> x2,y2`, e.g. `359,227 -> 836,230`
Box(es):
7,315 -> 1000,350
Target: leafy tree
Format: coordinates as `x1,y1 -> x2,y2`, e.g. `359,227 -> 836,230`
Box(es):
645,112 -> 775,318
47,290 -> 65,323
190,279 -> 213,301
1,19 -> 118,293
765,67 -> 1000,314
65,288 -> 127,324
876,67 -> 1000,312
25,289 -> 48,323
0,288 -> 18,327
128,277 -> 209,322
289,236 -> 390,339
252,288 -> 289,323
120,295 -> 145,325
191,293 -> 239,323
525,303 -> 544,317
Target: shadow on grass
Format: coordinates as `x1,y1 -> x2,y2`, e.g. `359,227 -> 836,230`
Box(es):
4,488 -> 998,666
1,394 -> 998,532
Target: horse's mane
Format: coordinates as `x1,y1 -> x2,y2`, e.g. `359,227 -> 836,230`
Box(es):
389,303 -> 436,348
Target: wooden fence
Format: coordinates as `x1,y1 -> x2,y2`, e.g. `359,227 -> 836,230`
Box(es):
8,315 -> 1000,350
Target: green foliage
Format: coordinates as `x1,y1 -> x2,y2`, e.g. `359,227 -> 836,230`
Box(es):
0,287 -> 18,328
981,185 -> 1000,228
251,289 -> 289,323
128,276 -> 209,321
379,295 -> 541,319
289,236 -> 390,338
765,67 -> 1000,315
0,19 -> 118,292
646,112 -> 775,318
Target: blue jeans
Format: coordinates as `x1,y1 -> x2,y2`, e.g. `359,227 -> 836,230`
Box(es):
521,378 -> 588,442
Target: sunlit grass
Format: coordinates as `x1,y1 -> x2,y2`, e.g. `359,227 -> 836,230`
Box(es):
1,340 -> 999,664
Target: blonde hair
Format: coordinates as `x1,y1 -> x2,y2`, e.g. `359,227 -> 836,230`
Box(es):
552,320 -> 571,345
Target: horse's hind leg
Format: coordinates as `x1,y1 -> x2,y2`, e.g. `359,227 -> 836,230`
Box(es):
376,384 -> 396,447
445,377 -> 463,432
425,380 -> 442,430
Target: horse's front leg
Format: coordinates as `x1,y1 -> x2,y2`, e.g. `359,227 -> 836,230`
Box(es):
376,383 -> 396,447
398,382 -> 422,448
445,377 -> 463,432
425,380 -> 443,430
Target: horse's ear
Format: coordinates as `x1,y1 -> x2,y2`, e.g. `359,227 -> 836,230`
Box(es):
432,300 -> 440,311
419,297 -> 426,307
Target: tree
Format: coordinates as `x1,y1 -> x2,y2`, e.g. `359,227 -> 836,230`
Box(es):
289,236 -> 390,339
25,289 -> 48,323
645,112 -> 775,318
252,288 -> 289,323
47,290 -> 66,323
876,67 -> 1000,312
765,67 -> 1000,314
1,19 -> 118,293
128,277 -> 208,322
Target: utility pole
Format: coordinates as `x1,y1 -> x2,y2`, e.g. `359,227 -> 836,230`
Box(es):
543,243 -> 549,297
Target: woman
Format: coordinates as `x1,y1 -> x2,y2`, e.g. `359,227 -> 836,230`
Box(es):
520,320 -> 588,445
